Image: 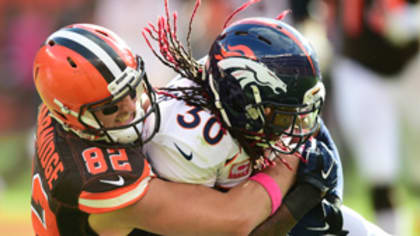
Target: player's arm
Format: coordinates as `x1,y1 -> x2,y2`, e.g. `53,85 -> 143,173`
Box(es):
250,203 -> 297,236
251,136 -> 340,236
89,156 -> 298,236
250,183 -> 324,236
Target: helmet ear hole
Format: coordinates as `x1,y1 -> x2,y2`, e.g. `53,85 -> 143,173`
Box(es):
95,29 -> 109,37
47,40 -> 55,46
235,31 -> 248,36
257,36 -> 271,45
66,57 -> 77,68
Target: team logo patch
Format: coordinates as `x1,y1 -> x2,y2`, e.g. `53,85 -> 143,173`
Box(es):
174,143 -> 193,161
99,175 -> 125,186
228,160 -> 251,179
217,57 -> 287,95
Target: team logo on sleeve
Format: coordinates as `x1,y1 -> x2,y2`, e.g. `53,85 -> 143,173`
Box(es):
228,160 -> 251,179
99,175 -> 125,186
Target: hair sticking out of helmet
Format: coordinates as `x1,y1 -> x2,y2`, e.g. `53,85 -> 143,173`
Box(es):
144,1 -> 323,167
276,9 -> 292,20
186,0 -> 201,54
223,0 -> 261,29
142,0 -> 201,80
143,0 -> 292,84
142,0 -> 215,112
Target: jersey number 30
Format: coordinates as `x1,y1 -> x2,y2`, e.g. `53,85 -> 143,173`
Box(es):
177,106 -> 224,145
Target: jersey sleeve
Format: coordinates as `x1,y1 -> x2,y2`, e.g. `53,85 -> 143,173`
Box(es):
215,147 -> 252,189
78,159 -> 154,214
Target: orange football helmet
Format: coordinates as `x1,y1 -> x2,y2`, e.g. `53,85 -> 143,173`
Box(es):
33,23 -> 160,145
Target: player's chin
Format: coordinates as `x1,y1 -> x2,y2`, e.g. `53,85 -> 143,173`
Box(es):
115,112 -> 136,126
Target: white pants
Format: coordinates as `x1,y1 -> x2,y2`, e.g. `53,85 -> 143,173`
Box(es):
342,205 -> 392,236
331,58 -> 399,184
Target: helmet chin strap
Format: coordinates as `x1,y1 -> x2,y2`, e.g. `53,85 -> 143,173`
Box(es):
246,84 -> 265,127
208,73 -> 232,127
53,98 -> 79,118
49,113 -> 100,141
52,99 -> 101,141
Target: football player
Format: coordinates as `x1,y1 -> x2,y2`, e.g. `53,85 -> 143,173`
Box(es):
142,0 -> 391,235
31,23 -> 335,236
142,0 -> 344,235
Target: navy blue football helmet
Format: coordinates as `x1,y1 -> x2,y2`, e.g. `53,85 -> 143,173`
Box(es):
205,17 -> 325,154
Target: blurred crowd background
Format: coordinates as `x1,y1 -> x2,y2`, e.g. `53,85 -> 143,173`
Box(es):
0,0 -> 419,235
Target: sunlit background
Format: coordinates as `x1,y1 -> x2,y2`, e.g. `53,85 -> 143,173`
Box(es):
0,0 -> 419,235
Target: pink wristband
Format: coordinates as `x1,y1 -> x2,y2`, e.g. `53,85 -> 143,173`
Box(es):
249,173 -> 282,215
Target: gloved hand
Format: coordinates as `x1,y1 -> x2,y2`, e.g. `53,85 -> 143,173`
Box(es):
283,138 -> 339,221
298,138 -> 339,197
289,193 -> 349,236
313,118 -> 344,199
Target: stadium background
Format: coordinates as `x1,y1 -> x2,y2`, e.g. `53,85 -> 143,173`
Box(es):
0,0 -> 419,235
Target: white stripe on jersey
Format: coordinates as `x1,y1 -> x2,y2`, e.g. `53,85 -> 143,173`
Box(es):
78,176 -> 151,210
48,30 -> 123,78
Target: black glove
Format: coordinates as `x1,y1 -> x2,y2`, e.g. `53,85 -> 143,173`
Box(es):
289,193 -> 349,236
298,138 -> 338,196
284,138 -> 339,221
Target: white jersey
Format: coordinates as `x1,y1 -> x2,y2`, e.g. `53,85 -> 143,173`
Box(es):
143,78 -> 252,188
143,78 -> 389,236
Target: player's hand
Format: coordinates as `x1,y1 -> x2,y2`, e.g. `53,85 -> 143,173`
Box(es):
298,138 -> 338,197
289,193 -> 348,236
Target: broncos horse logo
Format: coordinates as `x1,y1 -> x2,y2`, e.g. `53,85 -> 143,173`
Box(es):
217,57 -> 287,95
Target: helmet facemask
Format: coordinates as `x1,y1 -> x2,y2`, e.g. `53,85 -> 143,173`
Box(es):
242,77 -> 325,155
257,98 -> 323,155
78,56 -> 160,146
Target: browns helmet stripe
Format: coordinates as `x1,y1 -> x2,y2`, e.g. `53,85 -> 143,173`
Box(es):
67,27 -> 127,71
47,28 -> 127,83
51,37 -> 116,83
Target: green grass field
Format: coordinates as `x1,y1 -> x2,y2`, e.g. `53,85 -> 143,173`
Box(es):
0,171 -> 33,235
342,164 -> 420,236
